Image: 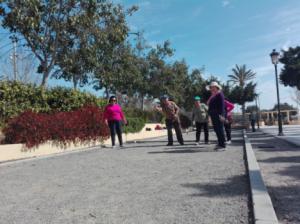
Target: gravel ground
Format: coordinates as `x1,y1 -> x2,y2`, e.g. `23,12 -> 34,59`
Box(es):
248,130 -> 300,224
0,130 -> 250,224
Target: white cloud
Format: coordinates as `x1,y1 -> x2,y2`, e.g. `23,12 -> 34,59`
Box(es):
222,0 -> 230,7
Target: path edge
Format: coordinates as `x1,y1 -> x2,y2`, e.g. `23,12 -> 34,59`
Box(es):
243,129 -> 278,224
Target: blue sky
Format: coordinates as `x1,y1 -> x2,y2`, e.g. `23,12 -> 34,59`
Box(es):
120,0 -> 300,110
1,0 -> 300,110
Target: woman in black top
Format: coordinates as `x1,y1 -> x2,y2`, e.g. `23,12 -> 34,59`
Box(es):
206,82 -> 226,150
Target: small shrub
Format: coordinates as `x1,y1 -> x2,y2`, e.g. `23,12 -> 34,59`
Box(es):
2,105 -> 110,148
179,114 -> 192,129
123,117 -> 145,134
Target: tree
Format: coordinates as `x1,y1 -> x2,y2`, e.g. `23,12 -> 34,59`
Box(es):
228,64 -> 256,87
246,105 -> 259,113
228,64 -> 256,119
290,88 -> 300,113
279,46 -> 300,90
271,103 -> 296,111
0,1 -> 134,88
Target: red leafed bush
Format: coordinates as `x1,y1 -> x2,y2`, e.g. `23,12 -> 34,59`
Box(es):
1,105 -> 110,148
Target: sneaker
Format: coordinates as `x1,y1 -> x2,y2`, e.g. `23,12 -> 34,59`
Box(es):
226,140 -> 232,144
112,145 -> 116,149
119,145 -> 124,148
180,142 -> 184,145
166,143 -> 173,146
205,141 -> 209,145
195,142 -> 200,145
214,146 -> 226,151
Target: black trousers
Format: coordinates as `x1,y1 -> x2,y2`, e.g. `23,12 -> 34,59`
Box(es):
251,120 -> 256,132
165,119 -> 184,144
195,122 -> 209,143
108,120 -> 123,146
224,122 -> 231,141
210,114 -> 226,147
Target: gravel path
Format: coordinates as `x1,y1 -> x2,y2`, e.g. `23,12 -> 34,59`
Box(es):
248,130 -> 300,224
0,130 -> 250,224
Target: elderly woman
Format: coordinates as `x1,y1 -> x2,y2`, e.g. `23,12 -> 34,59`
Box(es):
207,82 -> 226,151
104,96 -> 127,148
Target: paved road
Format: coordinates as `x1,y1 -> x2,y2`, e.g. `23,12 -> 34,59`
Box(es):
0,131 -> 250,224
247,130 -> 300,224
261,125 -> 300,146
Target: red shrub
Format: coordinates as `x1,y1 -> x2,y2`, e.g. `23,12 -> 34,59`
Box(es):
2,105 -> 110,148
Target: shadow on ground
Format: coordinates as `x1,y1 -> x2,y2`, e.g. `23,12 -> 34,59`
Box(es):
181,174 -> 248,197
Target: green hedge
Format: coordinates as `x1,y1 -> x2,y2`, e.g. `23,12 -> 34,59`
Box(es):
123,117 -> 145,134
0,81 -> 106,123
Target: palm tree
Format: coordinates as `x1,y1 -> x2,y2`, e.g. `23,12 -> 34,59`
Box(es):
228,64 -> 256,125
228,64 -> 256,88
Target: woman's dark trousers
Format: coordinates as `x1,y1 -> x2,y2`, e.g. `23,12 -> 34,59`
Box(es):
108,120 -> 123,146
195,122 -> 209,143
166,119 -> 184,145
224,122 -> 232,141
210,114 -> 226,147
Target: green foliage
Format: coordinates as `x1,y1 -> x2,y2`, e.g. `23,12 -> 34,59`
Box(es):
0,1 -> 134,88
228,82 -> 257,106
0,81 -> 105,122
228,64 -> 256,87
123,117 -> 145,134
279,46 -> 300,90
272,103 -> 297,111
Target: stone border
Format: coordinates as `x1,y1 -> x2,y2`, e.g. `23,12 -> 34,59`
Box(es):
243,130 -> 278,224
0,123 -> 168,163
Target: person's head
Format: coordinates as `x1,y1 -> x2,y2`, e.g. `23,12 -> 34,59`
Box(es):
194,96 -> 201,106
206,82 -> 222,94
109,96 -> 117,104
160,95 -> 169,105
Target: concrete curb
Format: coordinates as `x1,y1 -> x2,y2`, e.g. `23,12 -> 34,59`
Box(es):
242,130 -> 278,224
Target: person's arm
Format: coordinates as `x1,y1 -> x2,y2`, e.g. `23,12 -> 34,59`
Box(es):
173,102 -> 180,117
225,100 -> 234,113
192,107 -> 195,121
218,92 -> 225,116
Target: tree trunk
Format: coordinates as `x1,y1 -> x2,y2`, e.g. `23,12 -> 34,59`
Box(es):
105,87 -> 109,99
141,93 -> 144,110
73,76 -> 78,90
242,103 -> 246,128
40,71 -> 49,88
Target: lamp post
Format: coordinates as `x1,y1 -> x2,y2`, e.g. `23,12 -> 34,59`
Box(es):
255,94 -> 260,129
270,49 -> 284,136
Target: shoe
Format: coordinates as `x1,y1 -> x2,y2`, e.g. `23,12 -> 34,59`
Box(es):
205,141 -> 209,145
112,145 -> 116,149
166,143 -> 173,146
214,146 -> 226,151
226,140 -> 232,144
195,142 -> 200,145
119,145 -> 124,148
180,142 -> 184,145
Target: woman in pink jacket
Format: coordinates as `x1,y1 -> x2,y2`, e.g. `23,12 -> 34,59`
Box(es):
224,100 -> 234,144
104,96 -> 127,148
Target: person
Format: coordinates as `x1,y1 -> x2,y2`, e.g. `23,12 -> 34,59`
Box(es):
155,95 -> 184,146
192,96 -> 209,145
206,82 -> 226,151
249,112 -> 256,132
104,96 -> 127,148
224,99 -> 234,144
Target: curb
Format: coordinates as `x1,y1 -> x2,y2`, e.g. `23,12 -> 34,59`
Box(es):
242,130 -> 278,224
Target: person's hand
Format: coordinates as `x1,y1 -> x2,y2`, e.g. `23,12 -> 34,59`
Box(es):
104,120 -> 108,126
219,115 -> 226,123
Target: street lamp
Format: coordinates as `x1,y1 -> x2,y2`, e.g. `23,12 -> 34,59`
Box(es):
270,49 -> 284,136
255,94 -> 260,129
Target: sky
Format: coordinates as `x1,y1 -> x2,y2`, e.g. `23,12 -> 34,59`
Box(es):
118,0 -> 300,110
1,0 -> 300,110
